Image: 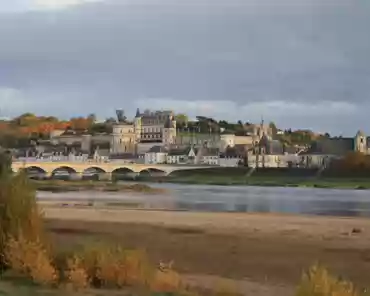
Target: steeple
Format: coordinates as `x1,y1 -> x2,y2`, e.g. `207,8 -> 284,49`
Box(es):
135,108 -> 141,118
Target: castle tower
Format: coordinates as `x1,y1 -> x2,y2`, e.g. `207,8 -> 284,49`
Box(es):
354,130 -> 367,154
110,123 -> 136,155
162,115 -> 176,147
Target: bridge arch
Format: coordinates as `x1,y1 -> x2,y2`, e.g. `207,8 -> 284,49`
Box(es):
23,166 -> 47,174
22,166 -> 47,180
52,166 -> 77,174
51,166 -> 77,180
83,167 -> 107,174
111,167 -> 136,181
82,167 -> 107,181
139,168 -> 167,177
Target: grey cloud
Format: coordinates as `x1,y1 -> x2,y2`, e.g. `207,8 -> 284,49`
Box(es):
0,0 -> 369,135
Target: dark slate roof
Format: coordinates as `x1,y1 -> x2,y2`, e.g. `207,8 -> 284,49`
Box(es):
110,153 -> 137,160
302,137 -> 354,155
147,145 -> 167,153
167,148 -> 188,156
222,146 -> 244,158
91,142 -> 110,150
135,108 -> 141,118
199,147 -> 219,157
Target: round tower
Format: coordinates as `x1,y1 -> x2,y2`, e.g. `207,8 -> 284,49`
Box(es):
111,123 -> 136,155
354,130 -> 367,154
162,115 -> 176,146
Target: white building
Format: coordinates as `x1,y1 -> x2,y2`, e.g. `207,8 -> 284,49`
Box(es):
144,146 -> 168,164
195,147 -> 219,165
165,146 -> 197,164
219,146 -> 245,167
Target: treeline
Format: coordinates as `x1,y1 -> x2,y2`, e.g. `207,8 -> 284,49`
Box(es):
0,112 -> 322,149
0,113 -> 115,149
327,152 -> 370,176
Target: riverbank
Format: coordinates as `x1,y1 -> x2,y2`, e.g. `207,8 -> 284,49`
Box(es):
32,176 -> 370,192
43,207 -> 370,295
31,179 -> 166,194
160,167 -> 370,189
139,175 -> 370,189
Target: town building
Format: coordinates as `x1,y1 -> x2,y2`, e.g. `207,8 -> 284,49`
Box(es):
219,145 -> 245,167
298,130 -> 370,168
144,146 -> 168,164
220,122 -> 273,152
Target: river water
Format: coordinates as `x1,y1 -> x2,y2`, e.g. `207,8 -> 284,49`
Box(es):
37,183 -> 370,218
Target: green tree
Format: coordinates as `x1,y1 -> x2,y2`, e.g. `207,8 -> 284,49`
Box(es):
269,122 -> 278,136
175,114 -> 189,129
105,117 -> 117,124
0,150 -> 12,177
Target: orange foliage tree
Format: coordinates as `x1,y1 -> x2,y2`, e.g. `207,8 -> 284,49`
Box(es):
334,152 -> 370,171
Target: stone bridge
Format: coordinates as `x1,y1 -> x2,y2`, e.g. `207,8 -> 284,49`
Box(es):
12,161 -> 211,177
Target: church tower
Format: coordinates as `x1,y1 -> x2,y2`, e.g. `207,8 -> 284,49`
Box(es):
134,108 -> 142,143
354,130 -> 367,154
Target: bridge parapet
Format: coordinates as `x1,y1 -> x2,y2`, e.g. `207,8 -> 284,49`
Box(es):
12,161 -> 212,176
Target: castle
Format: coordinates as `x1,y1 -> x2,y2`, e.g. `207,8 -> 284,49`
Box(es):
45,109 -> 275,164
110,109 -> 177,155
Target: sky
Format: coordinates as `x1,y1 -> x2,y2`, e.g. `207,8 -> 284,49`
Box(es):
0,0 -> 369,136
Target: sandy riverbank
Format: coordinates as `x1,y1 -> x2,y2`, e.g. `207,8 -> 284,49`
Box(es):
43,207 -> 370,296
43,207 -> 370,241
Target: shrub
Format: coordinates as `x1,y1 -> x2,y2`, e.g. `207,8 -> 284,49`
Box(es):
74,244 -> 153,289
296,264 -> 359,296
0,171 -> 46,267
64,256 -> 88,290
150,261 -> 181,293
3,234 -> 57,286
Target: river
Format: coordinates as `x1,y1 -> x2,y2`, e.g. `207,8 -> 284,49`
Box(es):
37,182 -> 370,217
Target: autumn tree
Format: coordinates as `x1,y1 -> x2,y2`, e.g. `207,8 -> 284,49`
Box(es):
87,113 -> 97,125
70,117 -> 89,131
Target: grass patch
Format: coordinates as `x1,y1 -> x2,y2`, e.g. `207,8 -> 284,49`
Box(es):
296,264 -> 369,296
166,227 -> 206,235
32,180 -> 166,194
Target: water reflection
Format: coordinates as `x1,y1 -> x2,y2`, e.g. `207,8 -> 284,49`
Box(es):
37,183 -> 370,218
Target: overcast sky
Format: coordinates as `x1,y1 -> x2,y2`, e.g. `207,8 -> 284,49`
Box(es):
0,0 -> 369,135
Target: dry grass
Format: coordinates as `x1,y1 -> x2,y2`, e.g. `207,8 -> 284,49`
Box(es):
150,263 -> 181,293
71,244 -> 154,289
64,256 -> 89,290
213,280 -> 243,296
0,173 -> 46,263
4,234 -> 57,286
0,172 -> 55,286
296,264 -> 361,296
